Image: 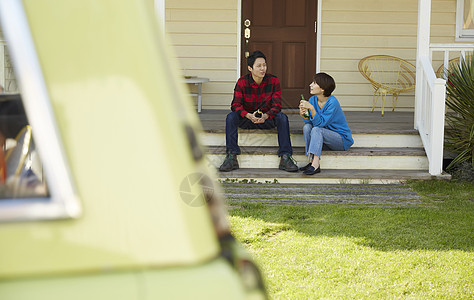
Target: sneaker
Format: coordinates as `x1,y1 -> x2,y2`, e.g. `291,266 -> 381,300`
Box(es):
299,162 -> 312,172
219,153 -> 239,172
279,154 -> 298,172
303,165 -> 321,175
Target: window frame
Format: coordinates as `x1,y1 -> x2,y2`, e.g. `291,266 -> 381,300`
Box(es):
0,0 -> 81,222
456,0 -> 474,41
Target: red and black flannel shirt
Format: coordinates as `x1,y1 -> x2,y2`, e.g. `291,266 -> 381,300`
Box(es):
231,73 -> 282,119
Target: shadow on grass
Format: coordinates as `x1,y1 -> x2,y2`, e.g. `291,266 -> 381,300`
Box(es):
228,180 -> 474,252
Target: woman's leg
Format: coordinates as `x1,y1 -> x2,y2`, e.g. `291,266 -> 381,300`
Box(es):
299,123 -> 314,170
307,127 -> 345,168
302,123 -> 313,156
308,127 -> 323,168
321,128 -> 345,151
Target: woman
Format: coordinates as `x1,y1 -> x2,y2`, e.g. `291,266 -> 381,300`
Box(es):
299,73 -> 354,175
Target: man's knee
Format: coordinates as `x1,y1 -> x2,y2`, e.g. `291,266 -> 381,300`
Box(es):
226,111 -> 240,125
274,112 -> 289,125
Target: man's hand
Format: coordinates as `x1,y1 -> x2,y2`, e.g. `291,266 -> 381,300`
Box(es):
246,112 -> 268,124
254,113 -> 269,124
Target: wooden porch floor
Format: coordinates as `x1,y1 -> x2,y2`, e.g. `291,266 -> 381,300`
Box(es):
198,109 -> 417,134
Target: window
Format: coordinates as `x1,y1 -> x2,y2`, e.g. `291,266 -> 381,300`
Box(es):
0,94 -> 48,199
456,0 -> 474,41
0,0 -> 81,222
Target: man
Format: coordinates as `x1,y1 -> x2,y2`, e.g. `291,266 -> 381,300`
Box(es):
219,50 -> 298,172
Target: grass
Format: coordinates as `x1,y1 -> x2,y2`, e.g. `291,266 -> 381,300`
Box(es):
228,180 -> 474,299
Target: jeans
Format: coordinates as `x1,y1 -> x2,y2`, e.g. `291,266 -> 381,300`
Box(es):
225,111 -> 293,156
303,123 -> 344,158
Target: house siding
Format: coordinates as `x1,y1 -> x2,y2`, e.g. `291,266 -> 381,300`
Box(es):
165,0 -> 239,109
0,29 -> 20,92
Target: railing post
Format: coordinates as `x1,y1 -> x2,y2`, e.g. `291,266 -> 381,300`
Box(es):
429,78 -> 446,175
415,0 -> 432,130
0,43 -> 4,89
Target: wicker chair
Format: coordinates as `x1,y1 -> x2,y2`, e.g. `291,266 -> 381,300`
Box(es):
435,57 -> 460,79
358,55 -> 416,116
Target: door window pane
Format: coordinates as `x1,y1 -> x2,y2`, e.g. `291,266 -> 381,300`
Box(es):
463,0 -> 474,29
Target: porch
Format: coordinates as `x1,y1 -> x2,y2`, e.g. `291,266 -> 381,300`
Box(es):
198,109 -> 451,184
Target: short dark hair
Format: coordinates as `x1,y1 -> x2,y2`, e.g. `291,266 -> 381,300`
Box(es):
247,50 -> 266,68
313,72 -> 336,97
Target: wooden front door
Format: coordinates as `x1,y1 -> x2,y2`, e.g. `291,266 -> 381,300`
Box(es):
242,0 -> 317,108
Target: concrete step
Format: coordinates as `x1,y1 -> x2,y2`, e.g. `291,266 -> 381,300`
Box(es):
200,130 -> 423,148
214,168 -> 450,184
206,146 -> 429,170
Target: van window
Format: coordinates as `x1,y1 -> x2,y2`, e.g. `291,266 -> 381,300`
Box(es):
0,2 -> 81,222
0,93 -> 49,199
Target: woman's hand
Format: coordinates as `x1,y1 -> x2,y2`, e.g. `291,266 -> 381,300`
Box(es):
299,100 -> 313,120
299,107 -> 309,120
299,100 -> 313,110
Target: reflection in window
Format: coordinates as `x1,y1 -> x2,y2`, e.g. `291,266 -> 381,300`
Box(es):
0,93 -> 48,199
464,0 -> 474,29
457,0 -> 474,40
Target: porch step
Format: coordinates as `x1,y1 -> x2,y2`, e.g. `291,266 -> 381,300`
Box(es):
201,130 -> 423,148
206,146 -> 429,170
214,168 -> 450,184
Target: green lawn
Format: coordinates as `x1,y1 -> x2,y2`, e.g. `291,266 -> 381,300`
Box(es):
228,180 -> 474,299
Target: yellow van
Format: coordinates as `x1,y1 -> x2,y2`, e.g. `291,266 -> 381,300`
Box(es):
0,0 -> 266,299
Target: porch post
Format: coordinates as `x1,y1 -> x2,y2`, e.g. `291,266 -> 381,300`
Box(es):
430,79 -> 447,175
0,43 -> 4,90
415,0 -> 431,129
154,0 -> 165,29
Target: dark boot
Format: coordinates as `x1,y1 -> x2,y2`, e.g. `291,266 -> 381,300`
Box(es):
279,154 -> 298,172
219,153 -> 239,172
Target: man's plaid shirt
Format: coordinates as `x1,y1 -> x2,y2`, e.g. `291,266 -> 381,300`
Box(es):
231,73 -> 282,119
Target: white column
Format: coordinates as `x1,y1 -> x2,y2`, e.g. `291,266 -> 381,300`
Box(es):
0,43 -> 4,90
154,0 -> 165,30
415,0 -> 432,129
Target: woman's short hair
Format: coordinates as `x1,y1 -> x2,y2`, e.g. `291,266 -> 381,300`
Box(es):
313,73 -> 336,97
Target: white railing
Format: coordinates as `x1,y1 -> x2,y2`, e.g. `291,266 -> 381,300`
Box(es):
416,55 -> 446,175
430,43 -> 474,78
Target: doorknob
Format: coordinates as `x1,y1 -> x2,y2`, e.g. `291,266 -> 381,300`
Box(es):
244,19 -> 251,38
244,19 -> 251,58
244,27 -> 250,39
